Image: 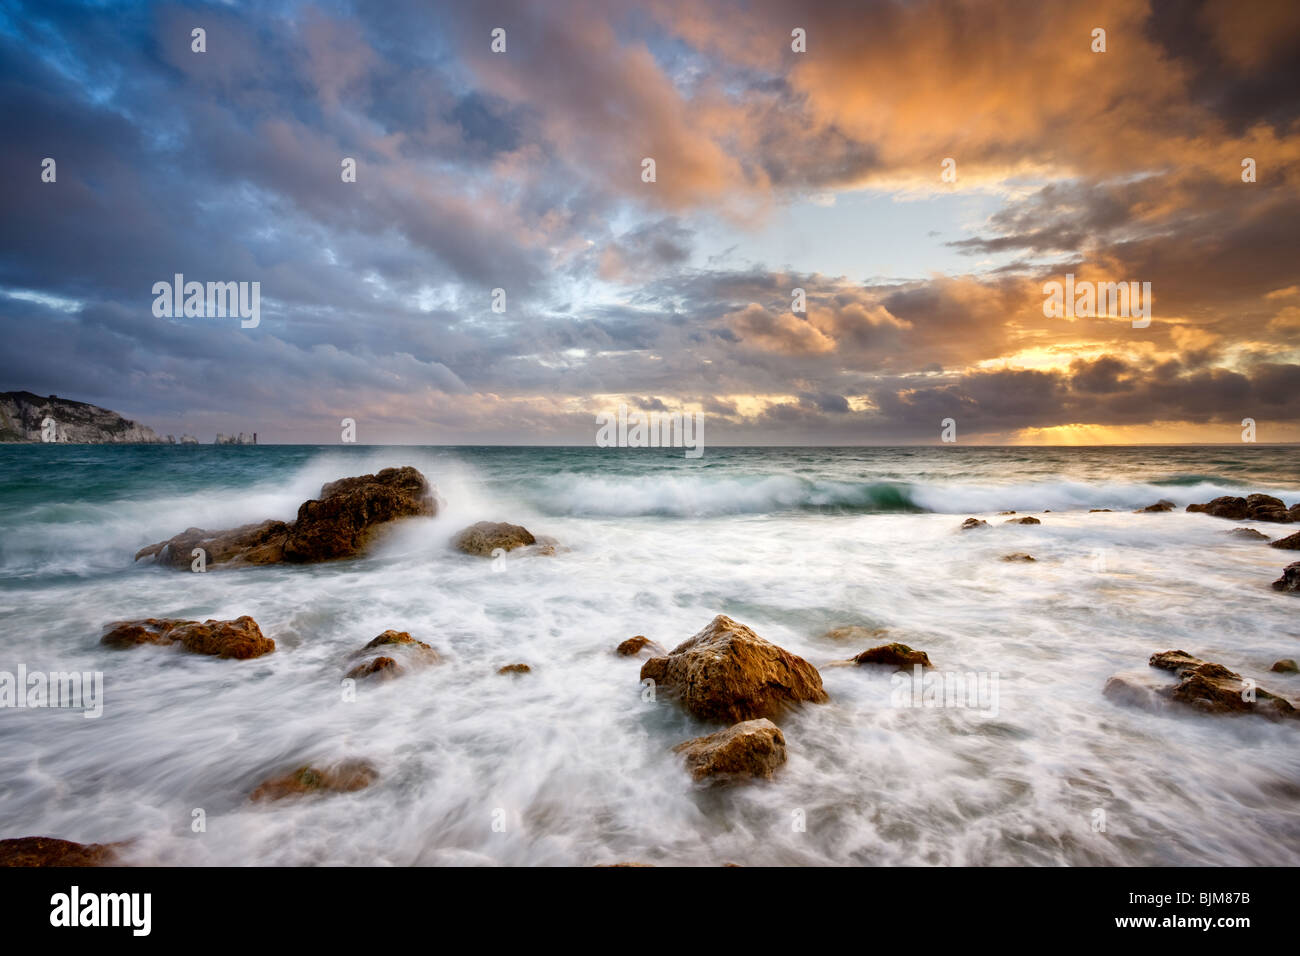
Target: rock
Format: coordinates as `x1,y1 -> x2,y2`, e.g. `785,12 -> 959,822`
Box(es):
672,718 -> 787,782
1269,531 -> 1300,550
1226,528 -> 1271,541
250,760 -> 377,801
850,642 -> 932,668
1089,509 -> 1113,513
639,615 -> 827,723
135,467 -> 437,568
1146,650 -> 1298,719
101,616 -> 274,659
822,625 -> 890,642
960,517 -> 989,531
1001,552 -> 1036,562
1271,659 -> 1299,674
452,521 -> 537,557
998,510 -> 1016,515
345,656 -> 402,681
1005,515 -> 1041,524
0,390 -> 167,444
1187,494 -> 1295,523
1272,562 -> 1300,592
1135,499 -> 1175,513
362,630 -> 439,662
1103,674 -> 1169,711
498,663 -> 531,675
616,636 -> 664,657
0,836 -> 120,867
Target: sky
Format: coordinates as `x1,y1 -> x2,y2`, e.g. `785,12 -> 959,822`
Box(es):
1,0 -> 1298,444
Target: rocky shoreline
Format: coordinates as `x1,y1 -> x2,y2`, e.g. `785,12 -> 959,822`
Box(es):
6,471 -> 1300,865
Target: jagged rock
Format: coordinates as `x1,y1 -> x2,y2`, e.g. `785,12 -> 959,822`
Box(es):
850,642 -> 932,668
101,616 -> 274,659
452,521 -> 537,556
135,467 -> 437,568
1269,531 -> 1300,550
1271,659 -> 1298,674
1005,515 -> 1041,524
1001,553 -> 1036,562
1273,562 -> 1300,593
345,656 -> 402,681
1187,494 -> 1295,523
498,663 -> 531,675
0,836 -> 121,867
250,760 -> 377,801
1145,650 -> 1298,719
362,630 -> 438,661
639,615 -> 827,723
673,718 -> 787,782
1226,528 -> 1271,541
1135,499 -> 1175,513
616,636 -> 664,657
960,517 -> 989,531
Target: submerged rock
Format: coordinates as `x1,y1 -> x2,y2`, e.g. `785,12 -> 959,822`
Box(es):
452,521 -> 537,556
1272,562 -> 1300,593
1005,515 -> 1041,525
822,625 -> 891,643
639,615 -> 827,724
0,836 -> 121,867
1269,531 -> 1300,550
1001,552 -> 1036,562
673,718 -> 787,782
101,615 -> 274,659
616,635 -> 664,657
1144,650 -> 1297,720
1089,509 -> 1114,513
850,642 -> 933,668
1271,659 -> 1299,674
250,760 -> 377,801
1135,499 -> 1175,513
498,663 -> 532,675
960,517 -> 989,531
345,656 -> 402,681
1187,494 -> 1295,523
1226,528 -> 1271,541
135,467 -> 437,568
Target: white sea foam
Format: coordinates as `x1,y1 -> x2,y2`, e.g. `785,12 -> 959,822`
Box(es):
0,450 -> 1298,866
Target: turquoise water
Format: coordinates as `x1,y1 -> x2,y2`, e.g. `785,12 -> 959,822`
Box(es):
0,444 -> 1298,865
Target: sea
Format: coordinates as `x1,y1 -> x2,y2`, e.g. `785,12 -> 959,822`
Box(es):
0,443 -> 1297,865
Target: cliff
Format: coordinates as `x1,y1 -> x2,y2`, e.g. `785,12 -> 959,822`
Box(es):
0,391 -> 169,443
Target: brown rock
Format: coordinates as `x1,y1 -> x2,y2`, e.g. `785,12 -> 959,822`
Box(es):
1271,659 -> 1299,674
498,663 -> 532,675
1146,650 -> 1298,720
1135,499 -> 1175,513
1089,509 -> 1113,513
1269,531 -> 1300,550
0,837 -> 120,867
1005,515 -> 1041,524
1273,562 -> 1300,593
362,630 -> 439,663
822,625 -> 890,642
1001,552 -> 1036,562
1226,528 -> 1271,541
1188,494 -> 1296,524
101,615 -> 274,659
851,642 -> 932,668
960,517 -> 989,531
452,521 -> 537,557
345,656 -> 402,681
639,615 -> 827,724
672,718 -> 787,782
616,636 -> 664,657
135,467 -> 436,568
250,760 -> 377,801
